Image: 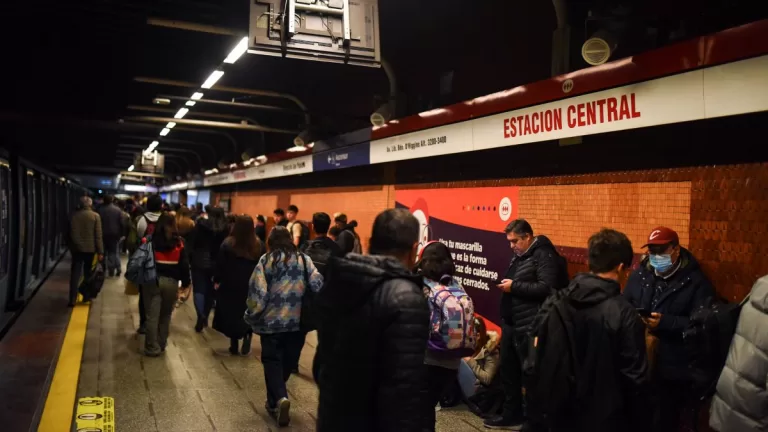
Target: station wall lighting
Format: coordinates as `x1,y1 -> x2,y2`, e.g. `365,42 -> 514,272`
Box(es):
201,70 -> 224,89
174,108 -> 189,119
160,128 -> 171,136
223,37 -> 249,64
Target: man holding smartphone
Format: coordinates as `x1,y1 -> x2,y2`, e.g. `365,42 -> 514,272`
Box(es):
623,226 -> 715,432
484,219 -> 568,430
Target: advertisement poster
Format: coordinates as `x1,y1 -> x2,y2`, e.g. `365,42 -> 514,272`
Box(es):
396,187 -> 520,327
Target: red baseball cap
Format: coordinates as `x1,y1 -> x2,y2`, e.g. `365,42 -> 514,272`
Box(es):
642,226 -> 679,247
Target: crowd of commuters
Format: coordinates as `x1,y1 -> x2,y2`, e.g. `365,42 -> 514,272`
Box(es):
67,194 -> 767,431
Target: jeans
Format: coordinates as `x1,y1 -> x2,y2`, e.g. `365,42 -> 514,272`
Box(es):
260,332 -> 305,408
458,359 -> 479,399
192,269 -> 214,326
500,321 -> 525,419
143,276 -> 178,354
69,251 -> 95,304
425,365 -> 459,431
103,235 -> 121,275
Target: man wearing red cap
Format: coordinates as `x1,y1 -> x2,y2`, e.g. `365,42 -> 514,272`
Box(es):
624,226 -> 714,432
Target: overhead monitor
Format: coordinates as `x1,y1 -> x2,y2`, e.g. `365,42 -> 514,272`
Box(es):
134,150 -> 165,174
249,0 -> 381,67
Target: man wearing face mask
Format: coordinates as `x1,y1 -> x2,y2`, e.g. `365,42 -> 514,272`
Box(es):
623,226 -> 715,432
485,219 -> 568,430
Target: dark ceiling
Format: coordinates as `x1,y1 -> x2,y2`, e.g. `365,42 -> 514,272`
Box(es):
0,0 -> 763,180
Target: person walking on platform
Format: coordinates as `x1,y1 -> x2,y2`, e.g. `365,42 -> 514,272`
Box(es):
273,208 -> 289,227
486,219 -> 568,430
255,215 -> 267,243
187,207 -> 229,332
142,213 -> 191,357
67,196 -> 104,307
135,195 -> 162,334
314,209 -> 430,432
245,226 -> 323,427
213,215 -> 263,356
98,195 -> 125,277
333,213 -> 362,254
623,226 -> 715,432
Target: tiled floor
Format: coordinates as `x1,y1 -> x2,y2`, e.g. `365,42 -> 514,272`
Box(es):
77,263 -> 488,431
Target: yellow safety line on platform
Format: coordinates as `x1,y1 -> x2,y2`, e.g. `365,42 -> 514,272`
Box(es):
38,303 -> 90,431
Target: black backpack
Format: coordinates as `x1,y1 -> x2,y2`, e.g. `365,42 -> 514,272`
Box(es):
684,296 -> 749,396
522,285 -> 581,427
302,239 -> 333,278
292,221 -> 311,250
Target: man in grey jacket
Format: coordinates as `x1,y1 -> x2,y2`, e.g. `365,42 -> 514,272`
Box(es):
98,195 -> 125,277
709,275 -> 768,432
68,196 -> 104,307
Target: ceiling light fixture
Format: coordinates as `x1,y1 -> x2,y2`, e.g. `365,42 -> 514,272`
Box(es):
160,128 -> 171,136
128,165 -> 135,171
201,70 -> 224,89
174,108 -> 189,119
191,92 -> 204,100
223,37 -> 249,64
287,145 -> 307,153
185,101 -> 196,107
147,141 -> 159,151
166,122 -> 176,129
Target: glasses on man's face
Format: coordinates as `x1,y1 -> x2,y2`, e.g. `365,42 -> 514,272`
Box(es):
648,244 -> 674,255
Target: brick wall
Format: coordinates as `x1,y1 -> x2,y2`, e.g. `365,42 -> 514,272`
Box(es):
225,163 -> 768,302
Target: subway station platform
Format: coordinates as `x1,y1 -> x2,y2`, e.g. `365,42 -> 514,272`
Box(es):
4,256 -> 488,432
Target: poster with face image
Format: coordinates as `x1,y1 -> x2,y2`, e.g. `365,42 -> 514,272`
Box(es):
396,187 -> 520,327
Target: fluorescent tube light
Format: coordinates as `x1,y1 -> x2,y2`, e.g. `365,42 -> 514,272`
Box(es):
223,37 -> 249,64
160,128 -> 170,136
174,108 -> 189,119
201,70 -> 224,89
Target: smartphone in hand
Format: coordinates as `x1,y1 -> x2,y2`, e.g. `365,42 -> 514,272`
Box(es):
636,308 -> 652,318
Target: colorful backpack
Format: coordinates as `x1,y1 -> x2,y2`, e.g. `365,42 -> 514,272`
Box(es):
424,276 -> 476,358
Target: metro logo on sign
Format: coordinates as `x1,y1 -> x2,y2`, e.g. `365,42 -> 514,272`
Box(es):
499,197 -> 513,221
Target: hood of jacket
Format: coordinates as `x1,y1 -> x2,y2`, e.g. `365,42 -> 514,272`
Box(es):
566,273 -> 621,308
519,234 -> 556,259
144,211 -> 161,222
323,253 -> 422,313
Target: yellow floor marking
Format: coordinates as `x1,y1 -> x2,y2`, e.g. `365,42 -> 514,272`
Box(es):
38,302 -> 90,431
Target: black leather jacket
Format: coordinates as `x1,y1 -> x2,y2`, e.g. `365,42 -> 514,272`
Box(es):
315,254 -> 430,432
501,235 -> 567,334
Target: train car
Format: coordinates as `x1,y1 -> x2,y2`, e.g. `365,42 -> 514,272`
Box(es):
0,150 -> 87,334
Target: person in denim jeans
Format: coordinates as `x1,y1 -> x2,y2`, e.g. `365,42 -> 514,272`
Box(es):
143,213 -> 191,357
245,226 -> 323,427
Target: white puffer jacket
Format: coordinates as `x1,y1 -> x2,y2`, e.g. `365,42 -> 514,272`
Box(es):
710,275 -> 768,432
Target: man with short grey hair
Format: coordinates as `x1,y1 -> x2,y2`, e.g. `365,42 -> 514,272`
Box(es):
67,196 -> 104,306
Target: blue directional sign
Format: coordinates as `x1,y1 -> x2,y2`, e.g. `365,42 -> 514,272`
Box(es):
313,142 -> 370,172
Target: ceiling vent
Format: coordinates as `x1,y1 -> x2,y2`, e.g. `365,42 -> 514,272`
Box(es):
581,30 -> 617,66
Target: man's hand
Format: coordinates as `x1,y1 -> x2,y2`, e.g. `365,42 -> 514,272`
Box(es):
214,283 -> 220,290
643,312 -> 662,330
497,279 -> 513,293
98,254 -> 104,262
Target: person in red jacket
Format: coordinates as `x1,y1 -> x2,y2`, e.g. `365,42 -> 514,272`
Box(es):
143,213 -> 191,357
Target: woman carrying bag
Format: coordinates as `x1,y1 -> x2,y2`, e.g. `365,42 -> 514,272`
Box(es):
213,215 -> 263,355
245,226 -> 323,427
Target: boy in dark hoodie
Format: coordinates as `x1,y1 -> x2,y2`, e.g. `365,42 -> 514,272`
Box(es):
314,208 -> 430,432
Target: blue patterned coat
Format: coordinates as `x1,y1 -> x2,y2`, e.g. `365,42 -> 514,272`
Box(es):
245,251 -> 323,334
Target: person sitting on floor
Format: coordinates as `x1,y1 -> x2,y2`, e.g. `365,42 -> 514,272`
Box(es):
458,318 -> 503,418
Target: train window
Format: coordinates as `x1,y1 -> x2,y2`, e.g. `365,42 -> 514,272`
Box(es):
0,162 -> 9,278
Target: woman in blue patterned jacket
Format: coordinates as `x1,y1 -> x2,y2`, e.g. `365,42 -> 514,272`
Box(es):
245,226 -> 323,427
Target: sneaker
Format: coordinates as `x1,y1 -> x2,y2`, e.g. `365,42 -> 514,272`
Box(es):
241,334 -> 252,356
435,403 -> 442,412
276,397 -> 291,427
484,415 -> 524,430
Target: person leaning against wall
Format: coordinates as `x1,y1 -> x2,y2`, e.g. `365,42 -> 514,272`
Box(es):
623,226 -> 715,432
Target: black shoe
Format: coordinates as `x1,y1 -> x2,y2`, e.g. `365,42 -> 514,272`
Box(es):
241,334 -> 252,355
137,326 -> 146,335
195,320 -> 204,333
229,340 -> 240,356
276,397 -> 291,427
484,415 -> 524,430
116,270 -> 121,277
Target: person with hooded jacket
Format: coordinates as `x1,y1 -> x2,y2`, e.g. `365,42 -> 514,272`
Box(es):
623,226 -> 714,432
532,229 -> 650,432
187,207 -> 230,332
709,275 -> 768,432
314,209 -> 430,432
486,219 -> 568,429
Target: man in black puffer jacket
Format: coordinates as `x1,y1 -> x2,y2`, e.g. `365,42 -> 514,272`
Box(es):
314,209 -> 430,432
485,219 -> 568,430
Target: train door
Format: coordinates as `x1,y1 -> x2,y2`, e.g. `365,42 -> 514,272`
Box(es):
26,170 -> 38,289
47,179 -> 56,265
0,158 -> 11,313
38,176 -> 49,273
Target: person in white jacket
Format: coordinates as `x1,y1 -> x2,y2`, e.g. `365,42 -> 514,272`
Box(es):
709,275 -> 768,431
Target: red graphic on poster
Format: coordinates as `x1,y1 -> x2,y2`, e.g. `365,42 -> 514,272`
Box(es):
397,187 -> 520,329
